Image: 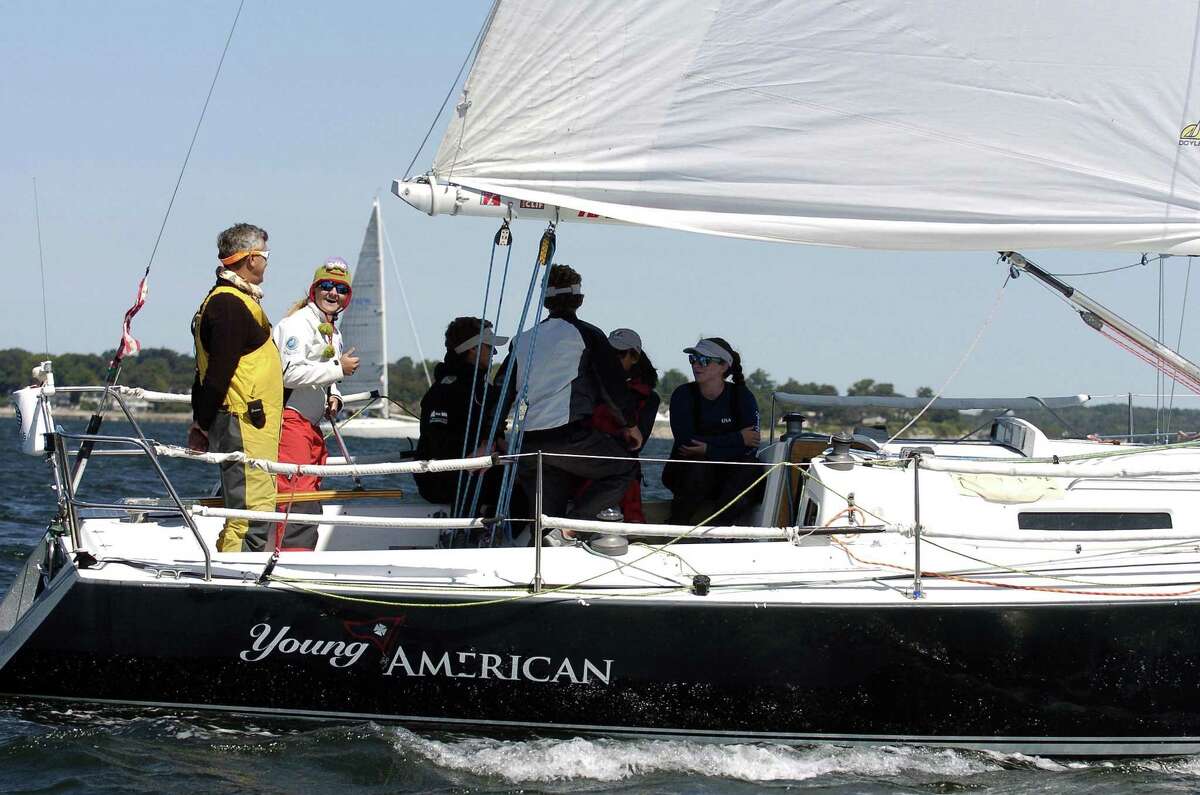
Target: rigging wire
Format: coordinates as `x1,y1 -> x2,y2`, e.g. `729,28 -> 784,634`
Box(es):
31,178 -> 49,354
492,226 -> 557,531
143,0 -> 244,282
399,4 -> 493,181
464,223 -> 517,520
1166,256 -> 1194,434
71,0 -> 244,488
884,267 -> 1011,444
1049,255 -> 1167,278
1157,254 -> 1165,436
379,206 -> 432,387
452,224 -> 509,518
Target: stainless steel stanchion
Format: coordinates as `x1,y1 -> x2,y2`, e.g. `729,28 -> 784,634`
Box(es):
532,452 -> 544,593
912,455 -> 923,599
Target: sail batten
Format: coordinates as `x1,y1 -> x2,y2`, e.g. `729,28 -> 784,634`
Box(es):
426,0 -> 1200,252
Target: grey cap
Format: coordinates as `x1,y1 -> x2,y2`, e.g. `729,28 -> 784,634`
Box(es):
683,338 -> 733,363
608,328 -> 642,353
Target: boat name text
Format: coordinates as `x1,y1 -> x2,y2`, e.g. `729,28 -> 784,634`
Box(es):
240,623 -> 367,668
384,645 -> 613,684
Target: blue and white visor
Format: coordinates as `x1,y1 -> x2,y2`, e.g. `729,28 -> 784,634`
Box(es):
683,338 -> 733,364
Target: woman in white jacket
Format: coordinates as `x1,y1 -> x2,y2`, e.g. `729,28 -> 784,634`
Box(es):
270,258 -> 360,549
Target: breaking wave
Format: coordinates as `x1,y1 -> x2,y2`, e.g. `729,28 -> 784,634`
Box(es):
401,731 -> 1000,784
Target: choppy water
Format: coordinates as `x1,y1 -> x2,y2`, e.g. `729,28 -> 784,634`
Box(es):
2,415 -> 1200,793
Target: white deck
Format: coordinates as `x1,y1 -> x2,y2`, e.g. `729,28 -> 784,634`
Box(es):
59,414 -> 1200,608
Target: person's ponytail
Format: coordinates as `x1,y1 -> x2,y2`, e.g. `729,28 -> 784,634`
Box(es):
730,351 -> 745,386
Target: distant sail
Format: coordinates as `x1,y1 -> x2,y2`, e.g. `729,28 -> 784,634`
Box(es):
339,200 -> 389,417
428,1 -> 1200,253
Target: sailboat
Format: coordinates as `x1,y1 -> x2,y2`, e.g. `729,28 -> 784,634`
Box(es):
7,0 -> 1200,757
332,199 -> 421,440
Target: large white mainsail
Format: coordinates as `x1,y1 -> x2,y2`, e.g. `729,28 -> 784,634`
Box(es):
339,199 -> 389,416
415,1 -> 1200,253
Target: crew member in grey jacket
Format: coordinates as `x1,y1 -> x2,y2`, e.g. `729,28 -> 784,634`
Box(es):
497,264 -> 642,540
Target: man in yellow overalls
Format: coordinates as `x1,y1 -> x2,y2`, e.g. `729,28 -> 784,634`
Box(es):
188,222 -> 284,553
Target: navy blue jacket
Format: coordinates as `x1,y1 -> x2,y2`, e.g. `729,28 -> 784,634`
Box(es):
669,381 -> 759,461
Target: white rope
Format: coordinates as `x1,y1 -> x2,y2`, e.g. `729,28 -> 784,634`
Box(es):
920,527 -> 1200,544
155,443 -> 493,477
543,515 -> 864,540
87,385 -> 377,406
191,505 -> 483,529
518,451 -> 782,467
112,386 -> 192,404
910,454 -> 1200,478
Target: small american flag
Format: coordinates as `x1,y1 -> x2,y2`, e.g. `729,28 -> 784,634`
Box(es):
117,272 -> 149,359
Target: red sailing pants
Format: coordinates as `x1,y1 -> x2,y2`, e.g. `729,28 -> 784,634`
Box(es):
274,408 -> 328,550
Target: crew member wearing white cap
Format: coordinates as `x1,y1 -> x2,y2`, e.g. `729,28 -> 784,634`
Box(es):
415,316 -> 510,513
663,336 -> 763,525
270,257 -> 359,550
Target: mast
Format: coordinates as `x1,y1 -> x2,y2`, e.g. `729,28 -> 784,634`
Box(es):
1003,252 -> 1200,395
375,199 -> 388,418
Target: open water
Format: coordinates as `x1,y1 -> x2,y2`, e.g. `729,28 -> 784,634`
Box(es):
2,416 -> 1200,793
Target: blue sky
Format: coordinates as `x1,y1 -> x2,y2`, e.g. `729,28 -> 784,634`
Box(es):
3,1 -> 1199,409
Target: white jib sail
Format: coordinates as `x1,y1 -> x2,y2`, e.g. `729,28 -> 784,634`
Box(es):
339,200 -> 389,416
428,1 -> 1200,253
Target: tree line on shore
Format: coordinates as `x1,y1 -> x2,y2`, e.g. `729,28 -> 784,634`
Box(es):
3,346 -> 1197,439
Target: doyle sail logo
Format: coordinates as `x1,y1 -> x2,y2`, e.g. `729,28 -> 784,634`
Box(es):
1180,121 -> 1200,146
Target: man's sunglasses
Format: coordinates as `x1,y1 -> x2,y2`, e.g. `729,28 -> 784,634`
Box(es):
688,354 -> 724,367
317,280 -> 350,295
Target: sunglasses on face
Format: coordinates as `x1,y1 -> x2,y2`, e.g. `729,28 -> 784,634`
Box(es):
317,280 -> 350,295
689,354 -> 724,367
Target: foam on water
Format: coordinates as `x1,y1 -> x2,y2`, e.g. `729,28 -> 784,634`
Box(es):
401,732 -> 1000,784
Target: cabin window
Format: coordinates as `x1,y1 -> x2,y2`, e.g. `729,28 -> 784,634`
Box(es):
1016,512 -> 1172,531
803,499 -> 819,527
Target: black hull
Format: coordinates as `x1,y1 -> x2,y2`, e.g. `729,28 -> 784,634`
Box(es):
4,575 -> 1200,755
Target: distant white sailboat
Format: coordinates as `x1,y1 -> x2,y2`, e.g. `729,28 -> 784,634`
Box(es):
334,199 -> 421,441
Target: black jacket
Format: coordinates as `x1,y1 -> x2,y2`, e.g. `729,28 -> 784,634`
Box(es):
414,359 -> 503,504
496,310 -> 635,441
